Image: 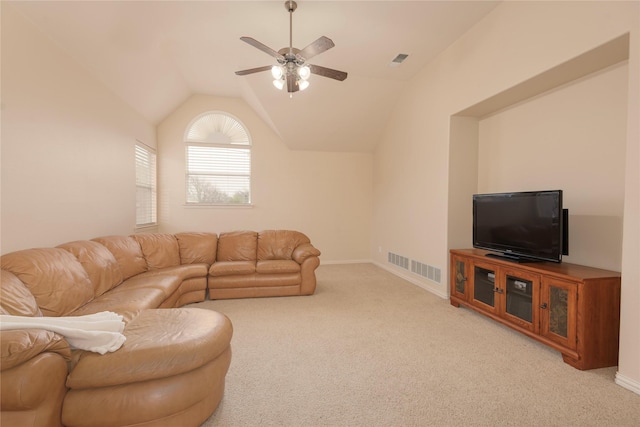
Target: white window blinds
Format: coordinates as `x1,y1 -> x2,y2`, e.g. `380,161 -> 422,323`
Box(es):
185,112 -> 251,205
135,143 -> 157,226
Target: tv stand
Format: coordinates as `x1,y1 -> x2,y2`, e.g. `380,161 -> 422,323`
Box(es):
450,248 -> 621,370
484,252 -> 542,263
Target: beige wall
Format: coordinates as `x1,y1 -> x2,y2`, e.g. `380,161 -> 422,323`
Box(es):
1,4 -> 156,254
156,94 -> 372,262
373,1 -> 639,393
477,62 -> 628,271
618,0 -> 640,394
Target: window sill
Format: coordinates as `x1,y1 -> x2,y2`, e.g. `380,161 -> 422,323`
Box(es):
134,224 -> 158,232
183,203 -> 254,209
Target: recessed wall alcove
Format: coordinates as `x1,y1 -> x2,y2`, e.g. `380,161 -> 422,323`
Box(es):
447,33 -> 630,272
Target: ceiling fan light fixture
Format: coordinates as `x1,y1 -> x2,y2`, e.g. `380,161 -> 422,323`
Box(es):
273,78 -> 285,90
298,65 -> 311,80
235,1 -> 347,94
271,65 -> 284,79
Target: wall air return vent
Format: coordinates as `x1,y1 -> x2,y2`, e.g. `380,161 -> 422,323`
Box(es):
388,252 -> 409,270
387,252 -> 442,284
411,260 -> 441,284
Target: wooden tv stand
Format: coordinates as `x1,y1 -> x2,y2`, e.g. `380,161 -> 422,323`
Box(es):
449,249 -> 621,370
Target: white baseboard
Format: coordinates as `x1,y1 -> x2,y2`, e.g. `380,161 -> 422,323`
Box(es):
615,371 -> 640,395
319,259 -> 448,299
320,259 -> 373,265
373,261 -> 449,300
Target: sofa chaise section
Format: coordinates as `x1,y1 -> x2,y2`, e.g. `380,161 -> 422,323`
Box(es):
61,308 -> 232,427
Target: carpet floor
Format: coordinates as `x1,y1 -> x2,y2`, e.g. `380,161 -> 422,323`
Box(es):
193,263 -> 640,426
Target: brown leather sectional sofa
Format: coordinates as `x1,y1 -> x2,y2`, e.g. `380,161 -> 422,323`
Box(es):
0,230 -> 321,427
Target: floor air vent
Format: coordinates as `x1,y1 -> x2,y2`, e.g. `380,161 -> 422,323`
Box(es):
388,252 -> 409,270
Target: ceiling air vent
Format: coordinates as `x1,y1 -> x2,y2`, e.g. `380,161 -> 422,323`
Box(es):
390,53 -> 409,67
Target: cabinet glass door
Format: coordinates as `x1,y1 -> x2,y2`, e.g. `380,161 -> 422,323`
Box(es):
501,269 -> 540,333
451,256 -> 468,300
506,276 -> 532,321
540,277 -> 577,350
470,262 -> 499,314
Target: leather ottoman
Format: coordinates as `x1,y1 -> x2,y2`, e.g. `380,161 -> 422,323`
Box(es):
61,308 -> 232,427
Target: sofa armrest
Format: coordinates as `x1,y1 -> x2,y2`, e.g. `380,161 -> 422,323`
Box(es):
1,329 -> 71,371
1,351 -> 69,427
292,243 -> 321,264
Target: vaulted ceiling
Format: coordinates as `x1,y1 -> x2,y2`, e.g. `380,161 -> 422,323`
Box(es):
9,1 -> 500,152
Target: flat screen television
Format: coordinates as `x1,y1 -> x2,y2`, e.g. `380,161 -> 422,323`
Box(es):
473,190 -> 568,263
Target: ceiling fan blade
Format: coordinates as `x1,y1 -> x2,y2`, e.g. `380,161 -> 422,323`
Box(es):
240,37 -> 285,61
235,65 -> 273,76
297,36 -> 335,61
286,74 -> 299,93
308,64 -> 348,81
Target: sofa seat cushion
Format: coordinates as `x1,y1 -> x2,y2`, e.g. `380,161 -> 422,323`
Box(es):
209,261 -> 256,277
66,308 -> 232,389
69,286 -> 168,316
256,260 -> 300,274
72,275 -> 181,316
135,264 -> 208,282
69,265 -> 208,316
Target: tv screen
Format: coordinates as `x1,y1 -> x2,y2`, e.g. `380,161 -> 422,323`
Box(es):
473,190 -> 565,263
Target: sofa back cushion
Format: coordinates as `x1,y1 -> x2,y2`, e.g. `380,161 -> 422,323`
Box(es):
132,233 -> 181,270
217,231 -> 257,262
175,232 -> 218,265
0,270 -> 43,316
92,236 -> 147,280
0,248 -> 94,316
257,230 -> 310,261
57,240 -> 124,296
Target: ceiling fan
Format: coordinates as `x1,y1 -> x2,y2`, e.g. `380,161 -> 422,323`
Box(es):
235,0 -> 347,94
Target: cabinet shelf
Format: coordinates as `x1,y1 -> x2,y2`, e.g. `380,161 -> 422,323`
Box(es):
508,289 -> 532,299
450,248 -> 621,370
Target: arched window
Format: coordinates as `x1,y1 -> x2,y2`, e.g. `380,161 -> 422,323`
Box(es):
184,112 -> 251,205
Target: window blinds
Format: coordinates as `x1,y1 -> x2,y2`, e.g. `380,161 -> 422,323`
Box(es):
185,112 -> 251,205
135,143 -> 157,226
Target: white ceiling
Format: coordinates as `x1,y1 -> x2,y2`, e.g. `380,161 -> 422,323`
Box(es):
10,1 -> 500,152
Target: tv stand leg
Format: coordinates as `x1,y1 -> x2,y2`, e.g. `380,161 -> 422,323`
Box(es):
562,354 -> 584,370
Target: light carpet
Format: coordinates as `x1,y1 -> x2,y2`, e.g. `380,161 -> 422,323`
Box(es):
193,263 -> 640,426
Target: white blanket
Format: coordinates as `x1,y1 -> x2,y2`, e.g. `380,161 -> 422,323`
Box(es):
0,311 -> 126,354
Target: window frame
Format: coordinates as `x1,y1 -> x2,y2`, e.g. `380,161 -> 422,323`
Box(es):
135,141 -> 157,228
184,111 -> 252,206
